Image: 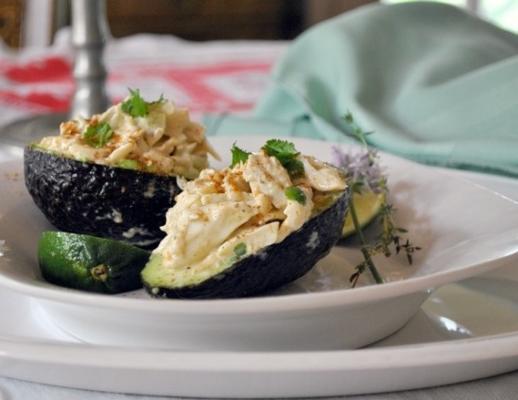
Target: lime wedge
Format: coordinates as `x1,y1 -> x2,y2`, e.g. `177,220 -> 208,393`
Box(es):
38,231 -> 150,294
342,191 -> 384,237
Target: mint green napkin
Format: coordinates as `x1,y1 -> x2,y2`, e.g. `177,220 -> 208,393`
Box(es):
206,2 -> 518,177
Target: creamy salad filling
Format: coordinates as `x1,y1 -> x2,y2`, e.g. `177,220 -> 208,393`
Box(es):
37,90 -> 218,178
152,140 -> 346,285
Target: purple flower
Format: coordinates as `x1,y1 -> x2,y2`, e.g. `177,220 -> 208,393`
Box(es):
331,146 -> 385,194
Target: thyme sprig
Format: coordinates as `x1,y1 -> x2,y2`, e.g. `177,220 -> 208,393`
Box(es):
348,181 -> 384,287
335,112 -> 420,287
375,203 -> 421,264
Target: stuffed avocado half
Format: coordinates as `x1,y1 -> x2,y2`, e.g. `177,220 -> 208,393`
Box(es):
24,89 -> 218,248
142,140 -> 350,298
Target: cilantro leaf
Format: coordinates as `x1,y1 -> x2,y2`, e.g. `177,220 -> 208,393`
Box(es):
262,139 -> 299,162
283,158 -> 305,178
233,242 -> 247,257
121,89 -> 168,118
285,186 -> 306,205
262,139 -> 304,177
230,143 -> 251,167
82,122 -> 113,148
121,88 -> 149,117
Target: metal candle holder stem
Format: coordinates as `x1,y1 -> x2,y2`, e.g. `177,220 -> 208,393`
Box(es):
71,0 -> 109,119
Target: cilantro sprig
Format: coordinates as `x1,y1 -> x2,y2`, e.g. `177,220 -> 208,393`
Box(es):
82,122 -> 113,148
262,139 -> 298,160
230,143 -> 251,167
262,139 -> 305,178
121,89 -> 165,118
285,186 -> 306,205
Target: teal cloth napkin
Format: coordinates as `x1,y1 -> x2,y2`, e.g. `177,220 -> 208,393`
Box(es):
206,2 -> 518,176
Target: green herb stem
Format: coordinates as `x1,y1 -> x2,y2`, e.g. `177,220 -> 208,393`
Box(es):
349,197 -> 383,285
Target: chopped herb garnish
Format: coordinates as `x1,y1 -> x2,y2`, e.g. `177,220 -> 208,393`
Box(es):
263,139 -> 298,162
117,159 -> 139,170
230,143 -> 251,167
121,88 -> 166,118
121,88 -> 148,117
262,139 -> 305,178
285,186 -> 306,205
233,242 -> 247,257
82,122 -> 113,148
283,158 -> 305,178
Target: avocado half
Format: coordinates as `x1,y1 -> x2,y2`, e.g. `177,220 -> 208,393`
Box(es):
142,189 -> 350,299
24,146 -> 181,248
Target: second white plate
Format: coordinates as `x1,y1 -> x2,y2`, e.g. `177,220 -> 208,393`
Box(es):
1,274 -> 518,397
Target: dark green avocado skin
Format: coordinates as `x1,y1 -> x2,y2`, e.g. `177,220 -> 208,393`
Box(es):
145,189 -> 350,299
24,146 -> 181,248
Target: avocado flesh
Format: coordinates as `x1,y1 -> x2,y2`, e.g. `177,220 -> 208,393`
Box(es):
24,146 -> 181,248
142,189 -> 350,299
142,222 -> 279,291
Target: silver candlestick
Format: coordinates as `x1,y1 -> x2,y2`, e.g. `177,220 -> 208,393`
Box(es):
70,0 -> 110,118
0,0 -> 111,149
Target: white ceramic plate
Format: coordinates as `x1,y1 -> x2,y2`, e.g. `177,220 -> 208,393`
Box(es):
1,136 -> 518,351
2,275 -> 518,397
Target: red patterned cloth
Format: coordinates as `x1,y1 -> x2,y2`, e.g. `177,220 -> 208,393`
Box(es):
0,30 -> 286,124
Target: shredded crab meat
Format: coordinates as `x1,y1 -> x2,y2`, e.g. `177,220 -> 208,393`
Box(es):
155,150 -> 346,270
300,156 -> 347,192
278,186 -> 314,241
38,98 -> 219,178
243,153 -> 292,209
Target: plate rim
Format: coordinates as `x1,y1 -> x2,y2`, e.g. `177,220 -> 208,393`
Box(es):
1,245 -> 517,316
3,284 -> 518,371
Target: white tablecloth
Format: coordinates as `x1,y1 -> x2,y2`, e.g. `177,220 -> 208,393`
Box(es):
2,372 -> 518,400
2,31 -> 518,400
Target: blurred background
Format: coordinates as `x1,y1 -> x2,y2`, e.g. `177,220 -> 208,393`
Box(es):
0,0 -> 516,130
1,0 -> 517,48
